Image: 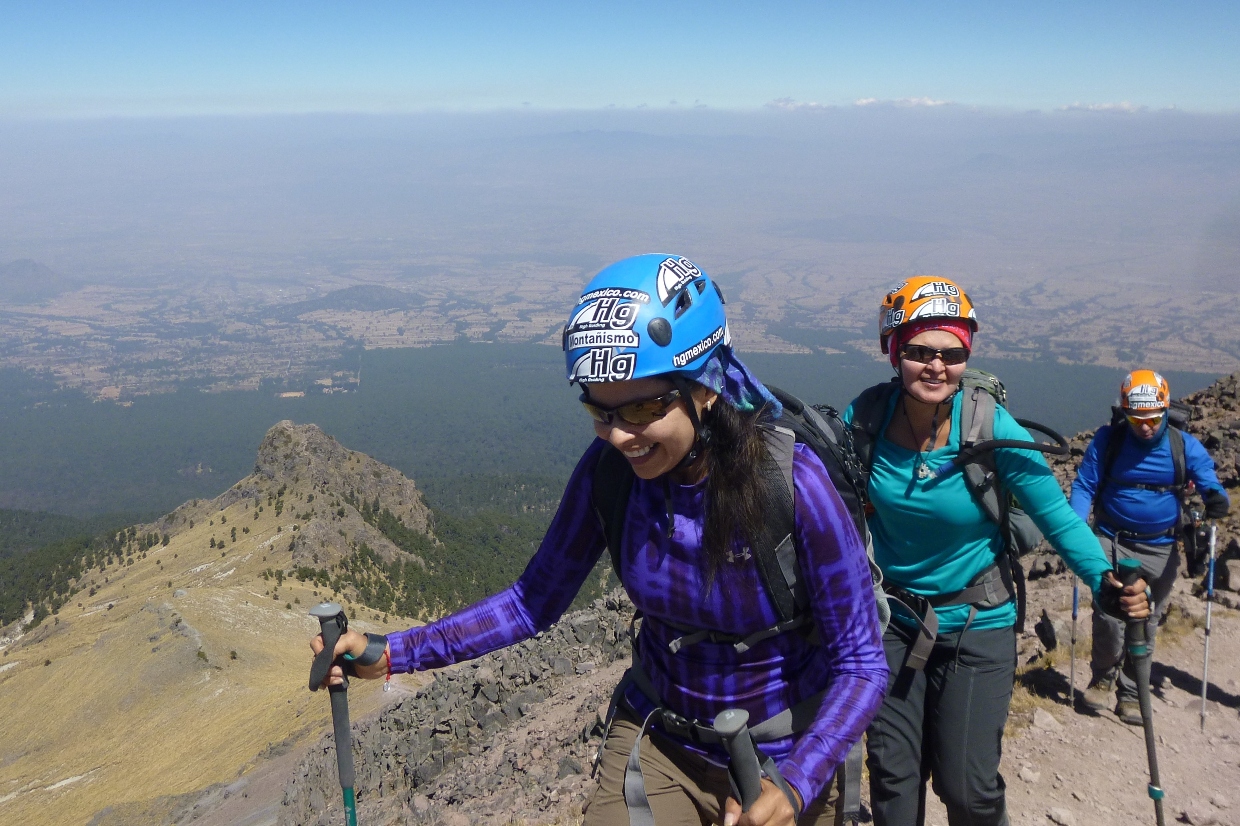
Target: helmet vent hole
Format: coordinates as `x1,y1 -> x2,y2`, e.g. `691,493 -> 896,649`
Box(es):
694,279 -> 707,294
713,282 -> 726,304
674,289 -> 693,318
647,317 -> 673,347
893,296 -> 905,310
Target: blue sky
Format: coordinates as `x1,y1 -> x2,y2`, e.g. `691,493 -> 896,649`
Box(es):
1,1 -> 1238,116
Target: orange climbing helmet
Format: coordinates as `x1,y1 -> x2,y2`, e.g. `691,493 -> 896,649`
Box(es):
1120,369 -> 1170,414
878,276 -> 979,355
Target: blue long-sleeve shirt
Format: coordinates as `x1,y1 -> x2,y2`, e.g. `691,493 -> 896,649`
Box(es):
387,438 -> 888,807
843,390 -> 1112,631
1070,423 -> 1226,544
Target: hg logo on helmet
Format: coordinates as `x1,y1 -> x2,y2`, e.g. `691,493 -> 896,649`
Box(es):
910,281 -> 960,301
1127,385 -> 1163,408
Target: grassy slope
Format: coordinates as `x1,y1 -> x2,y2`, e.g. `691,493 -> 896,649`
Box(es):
0,485 -> 423,825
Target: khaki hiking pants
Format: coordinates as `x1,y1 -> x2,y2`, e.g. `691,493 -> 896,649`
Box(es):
584,706 -> 843,826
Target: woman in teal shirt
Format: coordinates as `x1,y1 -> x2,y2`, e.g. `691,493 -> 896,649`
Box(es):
844,276 -> 1149,826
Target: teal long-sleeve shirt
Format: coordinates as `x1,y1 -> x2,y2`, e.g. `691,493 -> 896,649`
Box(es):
844,389 -> 1111,632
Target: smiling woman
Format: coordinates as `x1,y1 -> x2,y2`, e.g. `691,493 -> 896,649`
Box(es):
312,253 -> 888,826
844,275 -> 1152,826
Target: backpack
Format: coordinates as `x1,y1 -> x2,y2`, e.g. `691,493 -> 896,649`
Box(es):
592,386 -> 889,643
847,368 -> 1062,634
1095,401 -> 1191,541
591,385 -> 886,825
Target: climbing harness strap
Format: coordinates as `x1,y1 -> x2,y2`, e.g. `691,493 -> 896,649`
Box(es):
882,562 -> 1012,672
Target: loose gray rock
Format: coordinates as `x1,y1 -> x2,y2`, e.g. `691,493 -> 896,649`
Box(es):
557,756 -> 583,779
1033,708 -> 1063,732
1018,766 -> 1041,784
1047,807 -> 1074,825
1210,792 -> 1231,809
1181,804 -> 1221,825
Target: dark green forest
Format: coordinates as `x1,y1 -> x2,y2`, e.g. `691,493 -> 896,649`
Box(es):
0,342 -> 1219,628
0,343 -> 1218,518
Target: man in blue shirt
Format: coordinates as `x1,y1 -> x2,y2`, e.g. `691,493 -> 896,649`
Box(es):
1070,369 -> 1229,723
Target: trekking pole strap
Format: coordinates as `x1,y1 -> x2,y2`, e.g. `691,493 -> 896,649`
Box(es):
840,740 -> 865,824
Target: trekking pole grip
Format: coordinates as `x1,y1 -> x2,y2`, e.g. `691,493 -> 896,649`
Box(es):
714,708 -> 764,812
1116,558 -> 1150,655
309,603 -> 358,824
310,602 -> 348,691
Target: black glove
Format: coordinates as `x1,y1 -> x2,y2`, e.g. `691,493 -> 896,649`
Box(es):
1204,488 -> 1230,519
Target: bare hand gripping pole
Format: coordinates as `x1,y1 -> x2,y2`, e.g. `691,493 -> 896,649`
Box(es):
309,602 -> 358,826
713,709 -> 764,812
1201,524 -> 1217,732
1118,559 -> 1165,826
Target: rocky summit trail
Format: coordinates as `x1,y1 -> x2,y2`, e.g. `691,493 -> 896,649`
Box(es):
269,571 -> 1239,826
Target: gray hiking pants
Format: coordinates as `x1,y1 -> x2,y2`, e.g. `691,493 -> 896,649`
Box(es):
1090,533 -> 1179,703
866,620 -> 1015,826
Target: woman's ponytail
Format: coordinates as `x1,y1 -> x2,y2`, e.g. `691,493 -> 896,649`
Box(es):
700,401 -> 773,586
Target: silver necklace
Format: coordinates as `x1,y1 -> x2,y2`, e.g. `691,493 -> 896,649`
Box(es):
904,396 -> 942,479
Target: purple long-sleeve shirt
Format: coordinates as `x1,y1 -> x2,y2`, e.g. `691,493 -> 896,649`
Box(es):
388,438 -> 887,806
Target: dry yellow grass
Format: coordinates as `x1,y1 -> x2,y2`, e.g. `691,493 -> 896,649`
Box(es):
0,485 -> 420,825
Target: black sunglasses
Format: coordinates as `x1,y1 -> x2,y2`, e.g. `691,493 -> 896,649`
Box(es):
900,344 -> 970,366
580,388 -> 682,425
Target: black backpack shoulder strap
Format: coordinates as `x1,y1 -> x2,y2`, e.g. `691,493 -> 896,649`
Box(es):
1168,426 -> 1186,490
1100,421 -> 1127,485
753,425 -> 802,623
592,443 -> 636,586
849,379 -> 900,475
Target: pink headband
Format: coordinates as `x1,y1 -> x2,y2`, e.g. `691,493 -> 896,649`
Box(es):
889,319 -> 973,369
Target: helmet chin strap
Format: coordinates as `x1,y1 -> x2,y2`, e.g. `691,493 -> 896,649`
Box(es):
669,374 -> 710,471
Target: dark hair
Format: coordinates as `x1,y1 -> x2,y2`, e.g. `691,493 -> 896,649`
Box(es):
700,399 -> 773,585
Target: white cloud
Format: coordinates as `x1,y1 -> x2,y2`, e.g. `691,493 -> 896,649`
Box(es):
855,97 -> 953,108
766,97 -> 831,111
1058,101 -> 1148,113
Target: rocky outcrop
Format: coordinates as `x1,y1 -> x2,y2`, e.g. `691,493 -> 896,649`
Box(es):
150,421 -> 434,575
280,592 -> 636,826
250,421 -> 432,539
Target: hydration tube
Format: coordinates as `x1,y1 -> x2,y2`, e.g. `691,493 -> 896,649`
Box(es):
933,418 -> 1069,478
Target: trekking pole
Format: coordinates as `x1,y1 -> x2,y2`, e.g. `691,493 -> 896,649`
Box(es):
309,603 -> 358,826
1200,524 -> 1217,732
1117,558 -> 1165,826
714,708 -> 763,812
1069,576 -> 1079,709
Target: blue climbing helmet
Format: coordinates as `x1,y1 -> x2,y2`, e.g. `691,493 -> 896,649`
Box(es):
563,254 -> 729,383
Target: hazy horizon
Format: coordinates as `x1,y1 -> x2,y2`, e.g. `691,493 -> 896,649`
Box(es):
1,108 -> 1238,386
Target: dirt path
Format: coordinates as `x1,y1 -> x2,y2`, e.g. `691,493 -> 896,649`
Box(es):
920,568 -> 1240,826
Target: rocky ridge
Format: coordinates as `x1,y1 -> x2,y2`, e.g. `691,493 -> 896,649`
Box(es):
155,419 -> 434,574
280,592 -> 636,826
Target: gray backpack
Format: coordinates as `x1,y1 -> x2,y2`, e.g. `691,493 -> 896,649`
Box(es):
847,369 -> 1067,656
